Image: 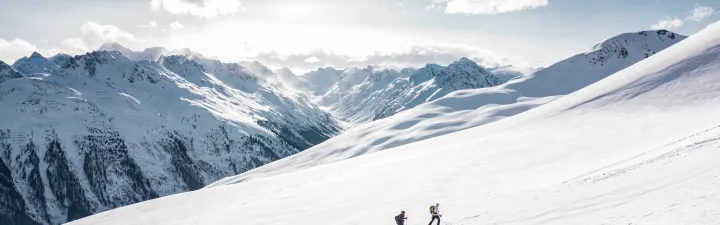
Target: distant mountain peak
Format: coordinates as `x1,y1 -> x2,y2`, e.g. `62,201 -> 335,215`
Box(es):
99,42 -> 132,53
0,60 -> 24,83
12,52 -> 57,76
456,57 -> 475,64
29,51 -> 44,59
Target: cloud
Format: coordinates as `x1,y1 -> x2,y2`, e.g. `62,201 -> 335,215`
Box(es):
425,4 -> 438,10
249,43 -> 524,73
304,56 -> 321,63
686,5 -> 715,22
139,20 -> 159,28
0,38 -> 39,63
170,21 -> 185,29
651,17 -> 684,30
650,5 -> 715,30
440,0 -> 549,15
150,0 -> 242,18
397,1 -> 408,16
53,22 -> 138,54
80,22 -> 135,48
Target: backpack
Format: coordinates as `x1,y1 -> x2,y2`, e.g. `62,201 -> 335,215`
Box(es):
429,205 -> 435,214
395,215 -> 402,223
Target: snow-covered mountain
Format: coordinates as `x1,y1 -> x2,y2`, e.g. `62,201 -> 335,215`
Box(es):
12,52 -> 59,76
70,23 -> 720,225
1,61 -> 24,84
225,30 -> 687,179
297,67 -> 345,96
0,50 -> 340,225
310,57 -> 507,123
97,42 -> 211,62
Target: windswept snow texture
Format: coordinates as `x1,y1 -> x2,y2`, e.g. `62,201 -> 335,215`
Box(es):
0,50 -> 339,225
213,30 -> 686,183
69,25 -> 720,225
315,57 -> 507,123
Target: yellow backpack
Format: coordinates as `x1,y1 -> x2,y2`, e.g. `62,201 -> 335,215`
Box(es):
429,205 -> 435,214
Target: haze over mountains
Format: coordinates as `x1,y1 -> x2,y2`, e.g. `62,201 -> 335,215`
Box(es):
69,23 -> 720,225
0,27 -> 703,225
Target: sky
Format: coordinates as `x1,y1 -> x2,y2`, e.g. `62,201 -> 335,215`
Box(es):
1,0 -> 719,73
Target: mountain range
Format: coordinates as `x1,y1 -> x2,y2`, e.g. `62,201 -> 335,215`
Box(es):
208,30 -> 686,182
0,29 -> 693,225
0,49 -> 340,225
67,24 -> 720,225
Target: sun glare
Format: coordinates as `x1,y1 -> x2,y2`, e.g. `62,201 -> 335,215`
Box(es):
273,2 -> 320,20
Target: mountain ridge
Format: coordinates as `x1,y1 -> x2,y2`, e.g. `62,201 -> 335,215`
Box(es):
207,29 -> 687,185
0,49 -> 340,225
66,25 -> 720,225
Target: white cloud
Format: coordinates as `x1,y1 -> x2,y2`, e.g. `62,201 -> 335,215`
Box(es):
170,21 -> 185,29
651,17 -> 684,30
80,22 -> 135,48
249,43 -> 524,73
304,56 -> 321,63
650,5 -> 716,30
61,37 -> 90,53
163,21 -> 530,72
139,20 -> 159,28
1,21 -> 144,63
0,38 -> 39,63
397,1 -> 408,16
425,4 -> 438,10
59,22 -> 138,55
150,0 -> 242,18
441,0 -> 549,15
686,5 -> 715,22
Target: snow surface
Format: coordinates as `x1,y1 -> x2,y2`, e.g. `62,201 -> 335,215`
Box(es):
69,25 -> 720,225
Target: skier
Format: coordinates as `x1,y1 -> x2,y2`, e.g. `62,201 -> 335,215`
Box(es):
395,211 -> 408,225
428,203 -> 441,225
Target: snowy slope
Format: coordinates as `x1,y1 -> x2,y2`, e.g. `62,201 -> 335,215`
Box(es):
0,51 -> 340,225
68,23 -> 720,225
215,30 -> 686,181
317,58 -> 506,123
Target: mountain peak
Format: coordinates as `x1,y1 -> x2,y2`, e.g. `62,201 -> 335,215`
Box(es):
590,30 -> 687,53
12,51 -> 57,75
99,42 -> 131,52
0,60 -> 24,83
29,51 -> 44,59
447,57 -> 487,72
457,57 -> 475,64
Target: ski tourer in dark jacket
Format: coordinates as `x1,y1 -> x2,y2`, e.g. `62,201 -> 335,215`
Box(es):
395,211 -> 407,225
